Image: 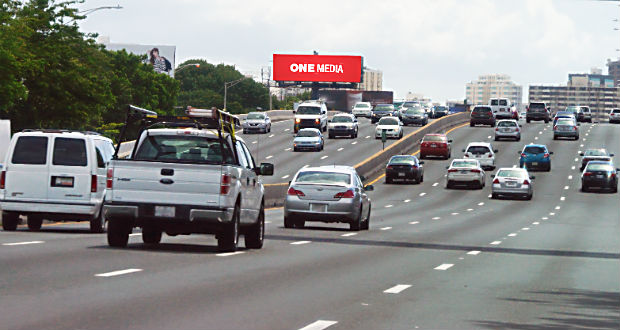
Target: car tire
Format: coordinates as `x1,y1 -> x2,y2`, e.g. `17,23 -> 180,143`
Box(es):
328,133 -> 334,139
243,129 -> 247,134
553,135 -> 558,140
142,225 -> 162,245
284,215 -> 295,229
494,136 -> 499,141
526,119 -> 530,123
27,215 -> 43,232
362,205 -> 371,230
90,207 -> 106,233
293,147 -> 298,152
491,192 -> 499,199
526,192 -> 533,200
1,211 -> 19,231
544,119 -> 549,123
386,176 -> 393,184
470,122 -> 475,127
295,219 -> 305,228
446,180 -> 453,189
107,217 -> 131,248
245,204 -> 264,249
419,154 -> 425,160
581,185 -> 588,193
420,174 -> 424,183
218,203 -> 240,252
546,163 -> 551,172
516,136 -> 521,141
350,207 -> 363,231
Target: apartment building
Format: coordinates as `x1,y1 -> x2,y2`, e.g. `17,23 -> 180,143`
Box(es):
465,74 -> 523,109
358,67 -> 383,91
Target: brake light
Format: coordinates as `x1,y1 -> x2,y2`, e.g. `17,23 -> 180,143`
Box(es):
106,168 -> 113,189
386,165 -> 393,170
521,153 -> 526,157
611,173 -> 616,178
287,187 -> 305,197
471,169 -> 481,173
0,171 -> 5,189
334,189 -> 355,199
583,172 -> 593,177
493,178 -> 500,184
523,180 -> 530,185
543,153 -> 550,158
220,173 -> 231,195
91,175 -> 97,193
495,127 -> 499,131
440,143 -> 447,148
447,169 -> 458,173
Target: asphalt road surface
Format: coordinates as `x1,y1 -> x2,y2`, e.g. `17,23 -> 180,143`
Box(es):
1,120 -> 618,330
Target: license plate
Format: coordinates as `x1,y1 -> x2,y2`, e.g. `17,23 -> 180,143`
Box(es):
310,203 -> 327,213
154,206 -> 175,217
531,162 -> 538,166
431,144 -> 437,147
460,170 -> 468,174
501,129 -> 509,132
398,172 -> 405,177
596,175 -> 604,178
54,176 -> 74,187
506,182 -> 517,187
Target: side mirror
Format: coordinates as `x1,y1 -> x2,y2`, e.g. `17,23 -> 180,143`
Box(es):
462,149 -> 466,152
530,176 -> 536,180
448,139 -> 453,143
494,149 -> 499,153
610,153 -> 615,157
549,151 -> 554,155
364,184 -> 374,191
419,161 -> 425,165
445,166 -> 450,169
517,151 -> 521,155
258,163 -> 274,176
328,119 -> 332,123
360,175 -> 366,182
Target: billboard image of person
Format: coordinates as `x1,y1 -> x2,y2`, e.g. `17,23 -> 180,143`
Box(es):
149,48 -> 172,75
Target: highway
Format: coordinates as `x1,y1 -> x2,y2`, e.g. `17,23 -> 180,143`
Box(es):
1,120 -> 619,329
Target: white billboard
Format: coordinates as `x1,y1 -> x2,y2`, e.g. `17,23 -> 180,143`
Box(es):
100,38 -> 176,77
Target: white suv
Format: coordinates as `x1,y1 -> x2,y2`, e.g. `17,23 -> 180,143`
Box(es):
462,142 -> 498,170
294,100 -> 328,133
351,102 -> 373,117
1,130 -> 114,232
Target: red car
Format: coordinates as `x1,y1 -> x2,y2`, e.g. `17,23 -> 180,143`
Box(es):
420,133 -> 452,159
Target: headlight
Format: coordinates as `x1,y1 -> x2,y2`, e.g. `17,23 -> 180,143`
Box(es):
295,118 -> 301,124
315,118 -> 320,124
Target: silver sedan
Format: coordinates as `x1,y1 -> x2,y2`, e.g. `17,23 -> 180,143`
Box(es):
491,168 -> 535,200
284,166 -> 373,231
446,159 -> 485,189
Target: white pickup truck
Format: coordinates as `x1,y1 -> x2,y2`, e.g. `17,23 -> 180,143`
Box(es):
103,106 -> 274,252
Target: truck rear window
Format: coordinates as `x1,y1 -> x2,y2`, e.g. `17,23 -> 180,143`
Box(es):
53,138 -> 87,166
135,135 -> 234,164
12,136 -> 48,165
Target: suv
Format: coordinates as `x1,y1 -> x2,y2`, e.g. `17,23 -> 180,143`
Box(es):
579,106 -> 592,123
371,104 -> 397,123
351,102 -> 373,117
294,100 -> 328,133
470,106 -> 496,127
462,142 -> 498,170
103,106 -> 274,252
489,98 -> 515,119
328,113 -> 358,138
526,102 -> 550,123
1,130 -> 114,232
609,108 -> 620,123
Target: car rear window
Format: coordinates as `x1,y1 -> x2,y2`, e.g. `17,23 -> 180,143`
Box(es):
11,136 -> 48,165
497,170 -> 526,178
355,103 -> 369,108
135,135 -> 234,164
389,156 -> 417,165
556,119 -> 574,125
423,135 -> 445,142
52,138 -> 87,166
295,171 -> 351,185
497,121 -> 517,127
523,146 -> 546,154
473,107 -> 491,113
297,130 -> 319,137
452,161 -> 477,168
584,149 -> 607,156
585,164 -> 614,172
466,146 -> 490,155
490,99 -> 499,105
378,117 -> 399,125
499,100 -> 508,106
529,103 -> 545,110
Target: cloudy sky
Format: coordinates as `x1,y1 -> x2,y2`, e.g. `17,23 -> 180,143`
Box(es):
78,0 -> 620,102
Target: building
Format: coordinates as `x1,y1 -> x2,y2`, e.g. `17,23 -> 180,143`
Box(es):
465,74 -> 523,109
528,70 -> 620,119
607,59 -> 620,86
358,67 -> 383,91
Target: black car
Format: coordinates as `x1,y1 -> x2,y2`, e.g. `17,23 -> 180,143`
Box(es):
401,108 -> 428,126
371,104 -> 397,124
431,106 -> 449,118
579,149 -> 614,171
526,102 -> 550,123
581,161 -> 618,193
385,155 -> 424,184
470,106 -> 496,127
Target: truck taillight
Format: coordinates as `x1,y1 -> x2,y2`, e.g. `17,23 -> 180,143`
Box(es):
471,169 -> 481,173
220,174 -> 231,195
0,171 -> 5,189
447,169 -> 458,173
106,168 -> 113,189
91,175 -> 97,193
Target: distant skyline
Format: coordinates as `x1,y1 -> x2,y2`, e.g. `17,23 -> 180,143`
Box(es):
78,0 -> 620,102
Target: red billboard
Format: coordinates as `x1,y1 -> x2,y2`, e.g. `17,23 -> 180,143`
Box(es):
273,54 -> 363,83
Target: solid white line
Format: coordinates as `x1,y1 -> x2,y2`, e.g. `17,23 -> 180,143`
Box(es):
337,147 -> 344,151
320,155 -> 328,160
351,141 -> 358,145
341,233 -> 357,237
467,250 -> 481,255
478,202 -> 484,206
522,227 -> 530,231
404,199 -> 411,203
380,226 -> 392,231
432,217 -> 440,220
409,221 -> 419,225
299,320 -> 338,330
490,241 -> 502,245
216,251 -> 245,257
385,204 -> 393,208
268,134 -> 274,138
290,241 -> 311,245
282,175 -> 290,179
434,263 -> 454,270
2,240 -> 44,246
432,182 -> 439,187
564,186 -> 569,190
95,268 -> 142,277
508,233 -> 517,237
560,196 -> 565,201
419,192 -> 426,197
384,284 -> 412,294
265,155 -> 273,159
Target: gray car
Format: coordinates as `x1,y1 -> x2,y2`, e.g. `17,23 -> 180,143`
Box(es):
242,112 -> 271,134
284,166 -> 373,231
491,168 -> 535,200
494,119 -> 521,141
553,118 -> 579,140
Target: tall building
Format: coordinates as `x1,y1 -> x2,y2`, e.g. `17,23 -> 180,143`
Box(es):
465,74 -> 523,109
358,67 -> 383,91
607,59 -> 620,86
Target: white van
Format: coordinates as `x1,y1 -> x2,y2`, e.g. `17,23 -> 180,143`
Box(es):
0,120 -> 10,170
0,130 -> 114,232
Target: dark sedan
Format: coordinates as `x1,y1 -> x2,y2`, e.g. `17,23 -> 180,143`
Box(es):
371,104 -> 397,124
401,108 -> 428,126
581,161 -> 618,193
385,155 -> 424,184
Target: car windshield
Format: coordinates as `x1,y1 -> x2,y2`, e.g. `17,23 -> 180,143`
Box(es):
584,149 -> 607,156
405,109 -> 424,115
295,171 -> 351,185
296,130 -> 319,137
498,121 -> 517,127
497,170 -> 527,178
389,156 -> 416,165
473,107 -> 491,112
332,116 -> 353,123
585,164 -> 614,172
466,146 -> 490,155
246,113 -> 265,120
530,103 -> 545,109
452,161 -> 477,168
296,106 -> 321,115
135,135 -> 234,164
375,105 -> 394,111
434,106 -> 447,111
355,103 -> 369,108
378,117 -> 399,125
523,146 -> 546,154
423,135 -> 444,142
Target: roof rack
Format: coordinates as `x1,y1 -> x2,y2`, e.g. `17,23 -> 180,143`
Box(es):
22,129 -> 101,135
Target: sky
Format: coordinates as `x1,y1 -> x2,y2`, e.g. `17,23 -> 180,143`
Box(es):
78,0 -> 620,103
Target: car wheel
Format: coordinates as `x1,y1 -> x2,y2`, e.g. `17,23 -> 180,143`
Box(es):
27,214 -> 43,232
362,205 -> 371,230
553,135 -> 558,140
544,119 -> 549,123
546,163 -> 551,172
243,129 -> 247,134
142,225 -> 162,245
526,119 -> 530,123
581,185 -> 588,192
350,207 -> 362,231
295,219 -> 305,228
107,217 -> 131,248
328,133 -> 334,139
420,154 -> 425,160
1,211 -> 19,231
386,176 -> 393,184
526,192 -> 533,200
446,180 -> 453,189
217,203 -> 240,252
494,136 -> 499,141
420,174 -> 424,183
90,207 -> 106,233
491,192 -> 499,199
516,136 -> 521,141
284,215 -> 295,229
245,204 -> 264,249
470,122 -> 475,127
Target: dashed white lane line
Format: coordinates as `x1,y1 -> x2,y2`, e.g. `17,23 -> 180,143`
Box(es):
128,233 -> 142,237
290,241 -> 311,245
384,284 -> 412,294
282,175 -> 290,179
580,144 -> 584,147
95,268 -> 143,277
2,241 -> 45,246
303,165 -> 310,168
320,155 -> 329,160
216,251 -> 245,257
534,137 -> 539,140
432,182 -> 439,187
284,128 -> 290,132
555,206 -> 561,210
488,194 -> 492,198
419,192 -> 426,197
564,185 -> 569,190
467,250 -> 481,255
490,241 -> 502,245
584,138 -> 587,141
574,158 -> 579,162
542,217 -> 549,220
533,222 -> 540,225
265,155 -> 273,160
337,147 -> 344,151
434,263 -> 454,270
252,141 -> 257,144
538,131 -> 543,135
478,202 -> 485,206
268,134 -> 275,138
341,233 -> 357,237
380,227 -> 392,231
508,233 -> 517,237
549,212 -> 555,216
404,199 -> 411,203
522,227 -> 530,231
409,221 -> 419,225
451,212 -> 459,216
285,147 -> 292,151
568,175 -> 573,180
585,133 -> 589,136
365,135 -> 371,139
571,166 -> 576,170
487,135 -> 491,139
385,204 -> 393,208
299,320 -> 338,330
432,217 -> 441,220
351,141 -> 358,145
560,196 -> 565,201
466,208 -> 474,212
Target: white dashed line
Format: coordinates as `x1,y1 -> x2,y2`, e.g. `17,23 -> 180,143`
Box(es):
560,196 -> 565,201
508,233 -> 517,237
487,135 -> 491,139
478,202 -> 485,206
432,182 -> 439,187
451,212 -> 459,216
490,241 -> 502,245
265,155 -> 273,160
384,284 -> 412,294
539,131 -> 542,135
419,192 -> 426,197
467,250 -> 481,255
2,241 -> 44,246
564,186 -> 569,190
555,206 -> 561,210
380,227 -> 392,231
488,194 -> 492,198
341,233 -> 357,237
574,158 -> 579,162
216,251 -> 245,257
404,199 -> 411,203
252,141 -> 257,144
585,133 -> 589,136
282,175 -> 290,179
534,137 -> 539,140
533,222 -> 540,225
568,175 -> 573,180
320,155 -> 328,160
584,138 -> 587,141
434,263 -> 454,270
432,217 -> 441,220
268,134 -> 274,138
95,269 -> 142,277
285,147 -> 292,151
409,221 -> 419,225
467,208 -> 474,212
385,204 -> 393,208
580,144 -> 584,147
290,241 -> 311,245
522,227 -> 530,231
337,147 -> 344,151
299,320 -> 338,330
351,141 -> 358,145
571,166 -> 576,170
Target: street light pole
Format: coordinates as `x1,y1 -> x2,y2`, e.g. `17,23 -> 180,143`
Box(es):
69,5 -> 122,23
224,77 -> 251,111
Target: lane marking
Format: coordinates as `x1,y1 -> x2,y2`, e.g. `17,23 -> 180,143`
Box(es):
488,194 -> 492,198
434,263 -> 454,270
409,221 -> 419,225
380,226 -> 392,231
522,227 -> 530,231
490,241 -> 502,245
265,221 -> 272,224
385,204 -> 393,208
568,175 -> 573,180
584,138 -> 587,141
365,135 -> 370,139
466,208 -> 474,212
128,233 -> 142,237
432,182 -> 439,187
560,196 -> 565,201
571,166 -> 576,170
542,217 -> 548,220
555,206 -> 561,210
404,199 -> 411,203
252,141 -> 257,144
580,144 -> 584,147
2,240 -> 45,246
265,155 -> 273,160
467,250 -> 481,255
564,186 -> 569,190
341,233 -> 357,237
299,320 -> 338,330
384,284 -> 412,294
487,135 -> 491,139
539,131 -> 542,135
282,175 -> 290,179
320,155 -> 329,160
216,251 -> 245,257
534,137 -> 539,140
268,134 -> 274,138
419,192 -> 426,197
451,212 -> 459,216
508,233 -> 517,237
478,202 -> 484,206
284,128 -> 290,132
337,147 -> 344,151
285,147 -> 292,151
290,241 -> 311,245
95,268 -> 142,277
574,158 -> 579,162
432,217 -> 440,220
533,222 -> 540,225
351,141 -> 358,145
549,212 -> 555,216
